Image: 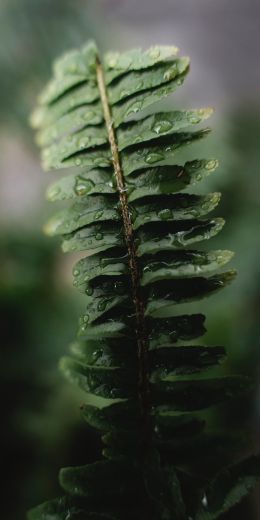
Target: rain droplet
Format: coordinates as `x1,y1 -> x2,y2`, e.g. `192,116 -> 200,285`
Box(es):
205,159 -> 218,171
47,185 -> 61,201
163,65 -> 177,81
119,89 -> 131,99
79,138 -> 89,150
188,113 -> 201,124
145,153 -> 164,164
83,314 -> 89,323
73,269 -> 80,277
95,232 -> 103,241
86,285 -> 94,296
98,299 -> 108,311
95,210 -> 104,220
75,158 -> 82,166
126,101 -> 143,116
152,120 -> 173,134
149,47 -> 160,59
74,178 -> 93,196
158,208 -> 173,220
202,494 -> 208,508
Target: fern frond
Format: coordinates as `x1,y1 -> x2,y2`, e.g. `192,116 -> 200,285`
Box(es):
28,41 -> 258,520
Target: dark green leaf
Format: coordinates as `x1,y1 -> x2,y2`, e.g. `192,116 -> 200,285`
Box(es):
145,271 -> 237,317
136,219 -> 225,256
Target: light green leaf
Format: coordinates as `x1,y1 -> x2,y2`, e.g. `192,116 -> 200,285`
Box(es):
108,58 -> 189,105
117,109 -> 213,150
46,168 -> 115,202
104,45 -> 179,83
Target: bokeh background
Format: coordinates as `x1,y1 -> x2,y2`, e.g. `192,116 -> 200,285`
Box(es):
0,1 -> 260,518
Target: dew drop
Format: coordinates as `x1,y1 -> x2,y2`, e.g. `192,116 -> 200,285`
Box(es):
73,269 -> 80,277
75,158 -> 82,166
152,120 -> 173,134
149,47 -> 160,59
95,210 -> 104,220
98,299 -> 108,311
205,159 -> 218,171
158,208 -> 173,220
188,113 -> 201,124
95,232 -> 103,241
79,138 -> 89,150
83,314 -> 89,323
86,285 -> 94,296
119,89 -> 131,100
47,185 -> 61,201
163,65 -> 177,81
145,153 -> 164,164
126,101 -> 143,116
74,178 -> 93,196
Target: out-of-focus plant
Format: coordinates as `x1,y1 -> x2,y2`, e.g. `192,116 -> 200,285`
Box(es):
0,233 -> 99,520
0,0 -> 100,129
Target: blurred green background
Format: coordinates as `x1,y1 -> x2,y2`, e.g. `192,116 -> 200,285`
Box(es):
0,1 -> 260,518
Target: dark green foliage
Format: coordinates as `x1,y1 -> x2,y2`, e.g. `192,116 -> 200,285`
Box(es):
29,42 -> 259,520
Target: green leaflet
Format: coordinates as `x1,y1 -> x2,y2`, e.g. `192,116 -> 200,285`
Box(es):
72,250 -> 128,291
36,103 -> 103,147
59,459 -> 142,498
141,250 -> 234,285
108,58 -> 189,105
27,496 -> 119,520
61,222 -> 123,255
112,71 -> 189,126
136,218 -> 225,256
104,45 -> 180,83
38,42 -> 98,104
117,109 -> 213,150
70,338 -> 136,368
46,168 -> 115,201
60,356 -> 135,399
29,40 -> 252,520
132,193 -> 221,228
149,346 -> 226,381
30,82 -> 100,129
145,271 -> 237,317
126,159 -> 218,202
44,195 -> 120,236
121,129 -> 211,175
151,376 -> 251,411
195,456 -> 260,520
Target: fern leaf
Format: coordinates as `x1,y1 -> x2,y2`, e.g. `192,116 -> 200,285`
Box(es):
28,41 -> 258,520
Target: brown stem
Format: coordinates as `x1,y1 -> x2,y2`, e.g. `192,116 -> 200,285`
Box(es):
96,57 -> 150,424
